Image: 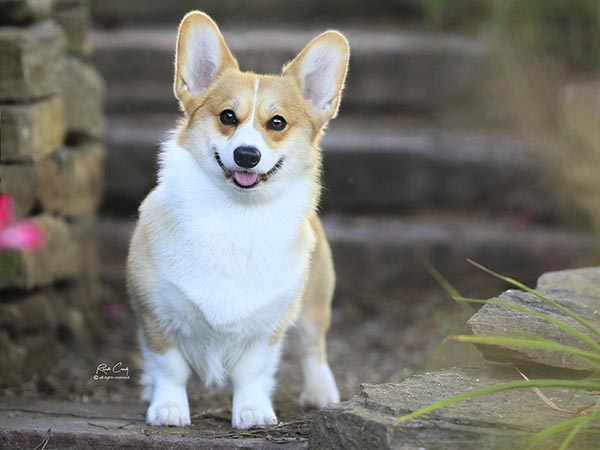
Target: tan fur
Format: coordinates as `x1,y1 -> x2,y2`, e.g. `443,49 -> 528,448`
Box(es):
127,191 -> 177,354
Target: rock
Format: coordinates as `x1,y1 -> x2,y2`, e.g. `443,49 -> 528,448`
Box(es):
537,267 -> 600,299
0,164 -> 38,218
0,290 -> 57,333
0,21 -> 65,100
0,331 -> 63,387
0,95 -> 65,163
54,2 -> 91,56
0,214 -> 79,290
0,0 -> 54,25
467,268 -> 600,371
310,365 -> 599,450
61,56 -> 105,137
1,142 -> 105,218
0,400 -> 308,449
36,142 -> 105,218
0,282 -> 98,350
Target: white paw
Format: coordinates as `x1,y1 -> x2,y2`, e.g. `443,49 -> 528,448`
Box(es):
146,402 -> 191,427
300,383 -> 340,409
232,404 -> 277,429
300,359 -> 340,409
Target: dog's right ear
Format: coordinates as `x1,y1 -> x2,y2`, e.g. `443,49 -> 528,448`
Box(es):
174,11 -> 238,115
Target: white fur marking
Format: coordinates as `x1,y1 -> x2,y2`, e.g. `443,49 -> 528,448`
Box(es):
248,78 -> 260,124
300,355 -> 340,408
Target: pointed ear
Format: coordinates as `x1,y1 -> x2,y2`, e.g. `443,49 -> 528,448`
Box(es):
174,11 -> 238,115
283,31 -> 349,126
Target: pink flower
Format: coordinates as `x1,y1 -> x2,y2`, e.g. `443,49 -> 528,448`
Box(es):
0,194 -> 45,252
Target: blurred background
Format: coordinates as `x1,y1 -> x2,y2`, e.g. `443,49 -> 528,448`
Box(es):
1,0 -> 600,424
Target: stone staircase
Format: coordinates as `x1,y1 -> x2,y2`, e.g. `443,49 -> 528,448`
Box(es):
92,13 -> 600,298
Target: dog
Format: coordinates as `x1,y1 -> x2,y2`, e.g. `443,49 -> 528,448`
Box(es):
126,10 -> 349,429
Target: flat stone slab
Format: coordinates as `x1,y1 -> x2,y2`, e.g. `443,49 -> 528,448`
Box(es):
0,0 -> 54,24
62,56 -> 105,137
0,401 -> 307,449
0,21 -> 65,101
467,267 -> 600,371
0,214 -> 79,290
0,95 -> 65,163
54,2 -> 92,56
310,365 -> 600,450
0,142 -> 105,219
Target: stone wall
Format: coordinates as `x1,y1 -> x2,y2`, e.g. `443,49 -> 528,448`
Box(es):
0,0 -> 105,387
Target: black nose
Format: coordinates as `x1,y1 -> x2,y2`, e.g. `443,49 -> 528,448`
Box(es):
233,146 -> 261,169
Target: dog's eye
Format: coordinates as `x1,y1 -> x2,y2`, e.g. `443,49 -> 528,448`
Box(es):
267,115 -> 287,131
219,109 -> 238,126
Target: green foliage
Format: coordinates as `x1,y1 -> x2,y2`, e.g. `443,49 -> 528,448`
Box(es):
399,261 -> 600,449
412,0 -> 600,69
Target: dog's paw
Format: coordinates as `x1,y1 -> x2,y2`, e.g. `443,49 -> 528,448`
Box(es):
232,403 -> 277,429
146,402 -> 191,427
300,383 -> 340,409
300,361 -> 340,409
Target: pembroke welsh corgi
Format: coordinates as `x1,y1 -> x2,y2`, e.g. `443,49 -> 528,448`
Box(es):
126,11 -> 349,429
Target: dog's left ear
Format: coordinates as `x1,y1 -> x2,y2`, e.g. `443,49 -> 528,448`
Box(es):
283,31 -> 350,127
174,11 -> 239,115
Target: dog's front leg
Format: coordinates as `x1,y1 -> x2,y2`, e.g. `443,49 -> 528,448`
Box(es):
142,343 -> 192,427
230,339 -> 282,429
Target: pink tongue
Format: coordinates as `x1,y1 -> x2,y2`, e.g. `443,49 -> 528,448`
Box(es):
233,171 -> 259,187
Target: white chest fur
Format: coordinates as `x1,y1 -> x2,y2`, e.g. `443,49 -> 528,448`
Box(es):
143,139 -> 316,339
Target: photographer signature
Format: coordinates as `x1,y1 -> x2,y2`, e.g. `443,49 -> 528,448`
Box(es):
93,362 -> 130,380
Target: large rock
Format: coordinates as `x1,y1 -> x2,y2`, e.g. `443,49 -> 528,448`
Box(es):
0,290 -> 57,333
0,20 -> 65,100
61,56 -> 105,137
537,267 -> 600,298
0,330 -> 63,387
467,267 -> 600,371
0,95 -> 65,163
54,2 -> 91,56
310,365 -> 599,450
0,214 -> 79,289
0,164 -> 37,218
0,0 -> 54,25
0,143 -> 105,218
37,142 -> 105,217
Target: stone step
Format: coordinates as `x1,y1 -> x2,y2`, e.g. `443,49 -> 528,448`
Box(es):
0,401 -> 307,449
98,216 -> 599,299
91,27 -> 487,114
311,365 -> 600,450
101,113 -> 548,216
90,0 -> 424,27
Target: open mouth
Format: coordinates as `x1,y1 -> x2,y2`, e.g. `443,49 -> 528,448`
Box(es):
214,152 -> 284,189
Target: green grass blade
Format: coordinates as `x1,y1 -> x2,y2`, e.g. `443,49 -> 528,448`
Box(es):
420,259 -> 462,299
454,335 -> 600,369
454,297 -> 600,353
398,379 -> 600,422
419,259 -> 475,313
467,260 -> 600,339
558,415 -> 596,450
528,414 -> 598,447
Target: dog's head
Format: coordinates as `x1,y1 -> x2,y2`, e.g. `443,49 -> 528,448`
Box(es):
173,11 -> 349,199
